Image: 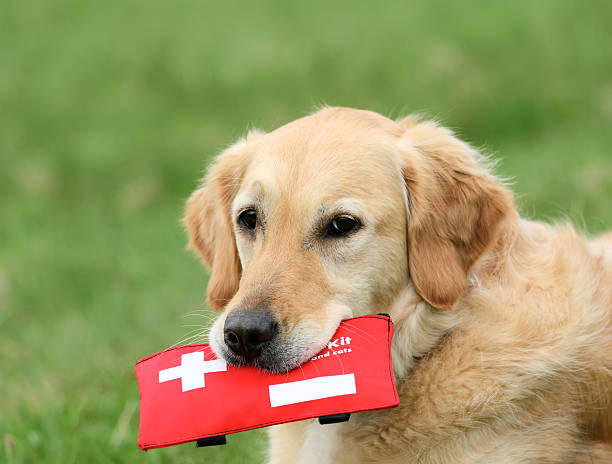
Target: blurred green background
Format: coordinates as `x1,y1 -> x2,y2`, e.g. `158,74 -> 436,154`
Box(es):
1,0 -> 611,462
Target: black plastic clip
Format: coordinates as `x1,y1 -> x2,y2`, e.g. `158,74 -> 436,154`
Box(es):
196,435 -> 227,447
318,413 -> 351,425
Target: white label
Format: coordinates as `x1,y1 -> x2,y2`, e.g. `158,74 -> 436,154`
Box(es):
269,374 -> 356,407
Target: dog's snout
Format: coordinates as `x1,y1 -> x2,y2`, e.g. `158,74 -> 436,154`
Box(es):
223,309 -> 278,361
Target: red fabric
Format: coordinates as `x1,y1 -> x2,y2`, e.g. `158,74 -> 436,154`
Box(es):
135,314 -> 398,450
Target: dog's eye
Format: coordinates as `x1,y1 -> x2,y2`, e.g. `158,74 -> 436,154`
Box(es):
238,209 -> 257,231
327,215 -> 360,237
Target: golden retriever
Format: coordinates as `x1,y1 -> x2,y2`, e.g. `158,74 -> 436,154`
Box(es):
184,107 -> 612,463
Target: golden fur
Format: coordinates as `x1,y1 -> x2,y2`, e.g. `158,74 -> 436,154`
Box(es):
184,107 -> 612,463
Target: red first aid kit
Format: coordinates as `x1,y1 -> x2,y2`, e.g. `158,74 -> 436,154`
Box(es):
135,314 -> 398,450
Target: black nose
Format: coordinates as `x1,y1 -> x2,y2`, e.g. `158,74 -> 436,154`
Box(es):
223,309 -> 278,361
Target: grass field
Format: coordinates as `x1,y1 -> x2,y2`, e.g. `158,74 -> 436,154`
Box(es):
1,1 -> 611,462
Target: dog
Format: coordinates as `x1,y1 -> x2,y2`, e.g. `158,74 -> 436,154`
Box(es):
184,107 -> 612,463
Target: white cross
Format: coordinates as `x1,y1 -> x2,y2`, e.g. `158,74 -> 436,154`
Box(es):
158,352 -> 227,392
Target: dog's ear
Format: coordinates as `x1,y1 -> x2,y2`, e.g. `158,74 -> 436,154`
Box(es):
184,135 -> 258,311
398,117 -> 514,309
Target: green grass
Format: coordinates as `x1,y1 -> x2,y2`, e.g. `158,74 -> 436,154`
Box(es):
1,0 -> 611,462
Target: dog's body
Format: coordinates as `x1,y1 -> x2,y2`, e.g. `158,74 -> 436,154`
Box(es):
185,108 -> 612,463
270,223 -> 612,464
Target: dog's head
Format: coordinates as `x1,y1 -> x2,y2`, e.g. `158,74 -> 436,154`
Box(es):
184,108 -> 513,372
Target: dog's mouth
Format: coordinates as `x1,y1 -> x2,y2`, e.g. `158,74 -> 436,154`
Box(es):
212,335 -> 328,374
209,319 -> 341,374
209,305 -> 351,373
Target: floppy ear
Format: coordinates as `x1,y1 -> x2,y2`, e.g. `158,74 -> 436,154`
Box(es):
398,117 -> 515,309
183,140 -> 254,311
